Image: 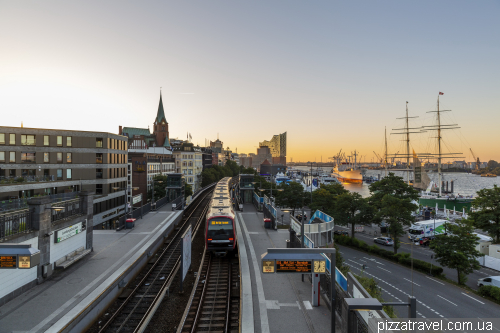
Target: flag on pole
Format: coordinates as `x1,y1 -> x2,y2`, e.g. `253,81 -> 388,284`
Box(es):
439,92 -> 444,95
189,133 -> 192,140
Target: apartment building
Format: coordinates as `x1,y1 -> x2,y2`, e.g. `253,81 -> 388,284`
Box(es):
173,142 -> 203,192
0,126 -> 128,229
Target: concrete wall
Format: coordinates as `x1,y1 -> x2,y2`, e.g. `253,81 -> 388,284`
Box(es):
50,222 -> 87,264
489,244 -> 500,259
476,241 -> 491,255
0,236 -> 39,303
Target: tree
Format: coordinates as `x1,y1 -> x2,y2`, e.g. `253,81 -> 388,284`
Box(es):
334,243 -> 349,276
429,219 -> 484,285
274,182 -> 307,216
335,192 -> 374,239
487,160 -> 499,171
225,160 -> 240,176
148,174 -> 168,201
368,173 -> 419,254
309,183 -> 348,216
470,185 -> 500,243
184,183 -> 193,198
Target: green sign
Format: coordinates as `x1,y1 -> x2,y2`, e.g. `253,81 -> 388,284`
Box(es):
55,222 -> 83,243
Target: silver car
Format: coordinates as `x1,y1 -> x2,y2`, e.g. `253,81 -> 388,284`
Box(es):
374,237 -> 394,246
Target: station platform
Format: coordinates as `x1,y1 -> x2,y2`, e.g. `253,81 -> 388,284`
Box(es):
237,203 -> 336,333
0,204 -> 182,333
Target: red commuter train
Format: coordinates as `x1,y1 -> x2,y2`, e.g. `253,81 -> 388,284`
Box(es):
205,177 -> 236,256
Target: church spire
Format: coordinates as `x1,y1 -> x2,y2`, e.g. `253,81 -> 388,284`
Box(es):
156,91 -> 166,123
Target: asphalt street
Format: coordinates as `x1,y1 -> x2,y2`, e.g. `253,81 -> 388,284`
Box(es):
339,245 -> 500,319
335,225 -> 499,290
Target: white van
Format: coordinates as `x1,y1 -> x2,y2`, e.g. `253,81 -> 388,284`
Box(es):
477,276 -> 500,288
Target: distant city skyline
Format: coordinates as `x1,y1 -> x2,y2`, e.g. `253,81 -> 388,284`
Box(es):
1,1 -> 499,163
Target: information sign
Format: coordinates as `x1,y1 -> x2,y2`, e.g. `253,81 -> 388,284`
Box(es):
55,222 -> 83,243
276,260 -> 311,273
262,260 -> 275,273
0,255 -> 17,268
18,255 -> 31,269
181,226 -> 192,282
132,194 -> 142,205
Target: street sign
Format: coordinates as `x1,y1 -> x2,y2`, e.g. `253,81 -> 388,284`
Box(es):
0,255 -> 17,269
132,194 -> 142,205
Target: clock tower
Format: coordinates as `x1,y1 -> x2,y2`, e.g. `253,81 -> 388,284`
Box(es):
153,92 -> 169,147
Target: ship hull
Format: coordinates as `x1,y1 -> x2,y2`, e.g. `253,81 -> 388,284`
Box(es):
334,170 -> 363,184
419,197 -> 473,211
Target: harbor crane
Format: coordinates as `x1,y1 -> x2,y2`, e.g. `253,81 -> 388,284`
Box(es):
373,151 -> 383,163
470,148 -> 480,171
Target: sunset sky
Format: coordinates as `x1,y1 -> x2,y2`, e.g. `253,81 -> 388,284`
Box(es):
1,1 -> 499,163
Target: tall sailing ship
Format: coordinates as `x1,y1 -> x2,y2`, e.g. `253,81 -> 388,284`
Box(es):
412,93 -> 473,211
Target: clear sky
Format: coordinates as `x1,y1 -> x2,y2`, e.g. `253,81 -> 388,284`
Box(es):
1,1 -> 499,163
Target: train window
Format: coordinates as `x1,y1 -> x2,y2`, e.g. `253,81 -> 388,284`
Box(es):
207,218 -> 233,238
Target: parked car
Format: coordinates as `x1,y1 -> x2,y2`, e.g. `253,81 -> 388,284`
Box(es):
334,230 -> 349,236
477,276 -> 500,288
374,237 -> 394,246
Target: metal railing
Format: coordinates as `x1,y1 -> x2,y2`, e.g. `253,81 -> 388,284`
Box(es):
51,199 -> 83,223
0,175 -> 56,184
0,192 -> 80,214
0,210 -> 32,241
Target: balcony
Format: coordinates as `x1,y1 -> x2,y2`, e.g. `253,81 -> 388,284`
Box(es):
0,175 -> 56,185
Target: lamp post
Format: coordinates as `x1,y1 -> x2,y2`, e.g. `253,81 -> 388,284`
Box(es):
112,186 -> 139,220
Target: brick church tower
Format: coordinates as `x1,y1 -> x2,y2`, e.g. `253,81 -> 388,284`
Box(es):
153,92 -> 170,147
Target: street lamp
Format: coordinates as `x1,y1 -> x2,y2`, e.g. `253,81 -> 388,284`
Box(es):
112,186 -> 139,219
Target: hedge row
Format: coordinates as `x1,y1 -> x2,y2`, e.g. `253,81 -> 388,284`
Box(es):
478,285 -> 500,302
334,235 -> 444,276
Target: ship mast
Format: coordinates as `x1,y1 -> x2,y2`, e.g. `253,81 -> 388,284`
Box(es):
437,95 -> 442,196
391,102 -> 419,185
384,127 -> 388,177
422,92 -> 461,197
406,102 -> 410,185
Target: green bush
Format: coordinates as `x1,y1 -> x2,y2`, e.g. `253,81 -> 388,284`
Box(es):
478,286 -> 500,302
334,234 -> 444,276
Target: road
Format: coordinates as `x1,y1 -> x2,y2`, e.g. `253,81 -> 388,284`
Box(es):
339,245 -> 500,319
335,225 -> 499,290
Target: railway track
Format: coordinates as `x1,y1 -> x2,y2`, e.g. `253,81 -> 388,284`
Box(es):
97,187 -> 214,333
179,252 -> 240,333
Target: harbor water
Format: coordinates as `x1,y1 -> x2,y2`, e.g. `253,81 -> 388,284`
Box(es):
291,167 -> 500,198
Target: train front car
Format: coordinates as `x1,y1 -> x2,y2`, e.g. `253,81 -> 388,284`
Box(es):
206,177 -> 236,256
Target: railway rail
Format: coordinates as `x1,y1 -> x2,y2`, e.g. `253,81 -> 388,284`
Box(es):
179,252 -> 240,333
97,186 -> 215,333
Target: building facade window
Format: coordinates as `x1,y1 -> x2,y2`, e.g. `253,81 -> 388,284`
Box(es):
44,135 -> 49,145
57,169 -> 63,180
96,153 -> 103,163
21,152 -> 36,163
96,168 -> 103,179
96,138 -> 103,148
21,135 -> 36,146
44,152 -> 49,163
9,152 -> 15,163
96,184 -> 103,194
9,134 -> 15,145
67,169 -> 72,180
67,153 -> 72,163
67,136 -> 72,147
0,133 -> 5,144
57,136 -> 63,146
57,152 -> 63,163
0,151 -> 4,162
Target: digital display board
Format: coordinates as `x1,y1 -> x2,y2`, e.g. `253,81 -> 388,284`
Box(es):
276,260 -> 311,273
211,221 -> 230,225
0,255 -> 17,269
